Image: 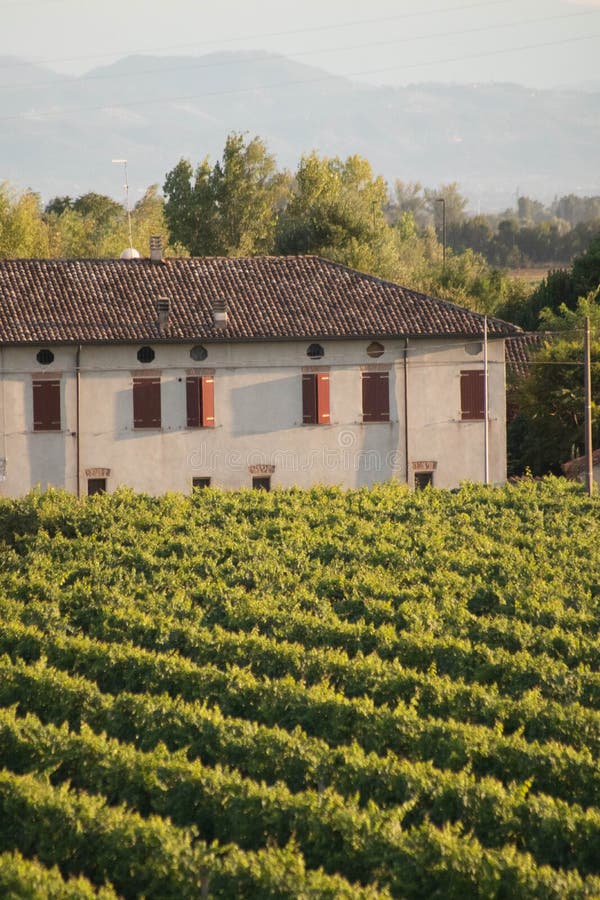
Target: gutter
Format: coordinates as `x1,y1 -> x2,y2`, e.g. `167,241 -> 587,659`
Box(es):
76,344 -> 81,498
404,337 -> 409,486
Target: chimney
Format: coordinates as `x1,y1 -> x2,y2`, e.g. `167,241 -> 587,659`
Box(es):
212,298 -> 228,330
150,235 -> 163,262
157,297 -> 170,331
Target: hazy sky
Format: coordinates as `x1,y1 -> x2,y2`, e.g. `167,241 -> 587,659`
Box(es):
2,0 -> 599,88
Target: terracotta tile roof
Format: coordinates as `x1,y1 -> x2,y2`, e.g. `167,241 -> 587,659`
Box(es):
0,256 -> 519,345
562,449 -> 600,477
505,332 -> 547,377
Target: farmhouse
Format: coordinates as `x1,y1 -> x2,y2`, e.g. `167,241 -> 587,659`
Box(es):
0,246 -> 518,496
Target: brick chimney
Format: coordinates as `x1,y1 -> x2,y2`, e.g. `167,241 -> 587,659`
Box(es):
212,298 -> 228,330
157,297 -> 170,330
150,235 -> 163,262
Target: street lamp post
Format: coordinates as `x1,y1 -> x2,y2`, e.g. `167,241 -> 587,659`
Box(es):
436,197 -> 446,269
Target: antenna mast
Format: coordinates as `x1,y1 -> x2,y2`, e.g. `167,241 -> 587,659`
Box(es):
112,158 -> 134,251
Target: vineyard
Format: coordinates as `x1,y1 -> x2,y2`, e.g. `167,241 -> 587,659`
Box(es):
0,479 -> 599,898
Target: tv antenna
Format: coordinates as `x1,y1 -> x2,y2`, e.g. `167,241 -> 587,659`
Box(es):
112,158 -> 134,252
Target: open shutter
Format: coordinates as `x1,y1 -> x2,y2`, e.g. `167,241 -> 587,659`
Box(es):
302,374 -> 317,424
201,376 -> 215,427
186,376 -> 202,427
133,377 -> 161,428
460,370 -> 485,420
317,373 -> 330,424
362,372 -> 389,422
33,379 -> 61,431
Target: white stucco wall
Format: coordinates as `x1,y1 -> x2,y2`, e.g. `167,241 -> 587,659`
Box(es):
0,336 -> 506,496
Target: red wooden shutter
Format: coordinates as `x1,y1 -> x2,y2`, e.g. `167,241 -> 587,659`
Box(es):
33,379 -> 61,431
460,370 -> 485,420
201,376 -> 215,427
362,372 -> 389,422
186,376 -> 202,427
317,373 -> 330,424
302,374 -> 317,424
133,377 -> 161,428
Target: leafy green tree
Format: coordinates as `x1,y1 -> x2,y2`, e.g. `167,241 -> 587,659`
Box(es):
163,133 -> 287,256
503,231 -> 600,330
508,292 -> 600,474
275,152 -> 399,278
0,184 -> 49,257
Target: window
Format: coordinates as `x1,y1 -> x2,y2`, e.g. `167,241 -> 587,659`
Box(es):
186,375 -> 215,428
36,349 -> 54,365
362,371 -> 389,422
33,379 -> 61,431
252,476 -> 271,491
302,373 -> 330,425
366,341 -> 385,359
133,376 -> 161,429
190,345 -> 208,361
137,346 -> 155,364
87,478 -> 106,495
414,471 -> 433,490
306,343 -> 324,359
460,370 -> 485,420
192,477 -> 211,489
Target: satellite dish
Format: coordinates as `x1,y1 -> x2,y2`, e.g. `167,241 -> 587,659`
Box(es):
120,247 -> 141,260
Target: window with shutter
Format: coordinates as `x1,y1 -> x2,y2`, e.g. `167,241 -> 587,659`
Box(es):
460,370 -> 485,420
186,376 -> 215,428
362,372 -> 389,422
302,373 -> 330,425
133,377 -> 161,429
33,379 -> 61,431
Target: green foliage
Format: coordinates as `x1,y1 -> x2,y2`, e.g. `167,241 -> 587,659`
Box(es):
0,483 -> 599,895
163,133 -> 288,256
0,850 -> 117,898
276,152 -> 399,278
0,184 -> 49,257
509,293 -> 600,474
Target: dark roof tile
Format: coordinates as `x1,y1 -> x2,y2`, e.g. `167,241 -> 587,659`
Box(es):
0,256 -> 519,344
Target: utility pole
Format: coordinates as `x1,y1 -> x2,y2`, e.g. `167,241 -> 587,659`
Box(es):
436,197 -> 446,269
483,315 -> 489,485
584,316 -> 594,496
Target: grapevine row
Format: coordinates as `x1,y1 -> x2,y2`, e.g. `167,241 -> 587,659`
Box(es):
2,654 -> 598,812
2,615 -> 599,759
1,705 -> 600,878
1,764 -> 599,899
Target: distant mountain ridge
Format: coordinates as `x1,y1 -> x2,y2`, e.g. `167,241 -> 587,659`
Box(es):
1,51 -> 598,209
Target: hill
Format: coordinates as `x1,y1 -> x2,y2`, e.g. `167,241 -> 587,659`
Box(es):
0,480 -> 599,897
2,52 -> 599,207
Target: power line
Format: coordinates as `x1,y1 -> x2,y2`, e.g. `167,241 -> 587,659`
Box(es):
0,0 -> 516,69
2,32 -> 598,124
2,9 -> 597,92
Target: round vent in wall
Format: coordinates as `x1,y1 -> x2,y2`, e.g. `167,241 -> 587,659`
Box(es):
190,345 -> 208,361
137,346 -> 155,364
366,341 -> 385,358
306,343 -> 324,359
36,349 -> 54,365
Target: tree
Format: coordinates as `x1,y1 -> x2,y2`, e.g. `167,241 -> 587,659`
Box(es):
508,292 -> 600,474
275,152 -> 398,278
163,133 -> 287,256
0,184 -> 49,257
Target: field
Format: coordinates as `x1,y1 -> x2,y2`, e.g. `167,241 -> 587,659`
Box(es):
0,480 -> 599,898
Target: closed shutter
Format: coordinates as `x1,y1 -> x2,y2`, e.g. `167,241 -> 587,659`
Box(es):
302,374 -> 317,424
460,370 -> 485,420
186,376 -> 202,427
133,377 -> 161,428
317,373 -> 330,424
33,379 -> 61,431
201,376 -> 215,427
362,372 -> 389,422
